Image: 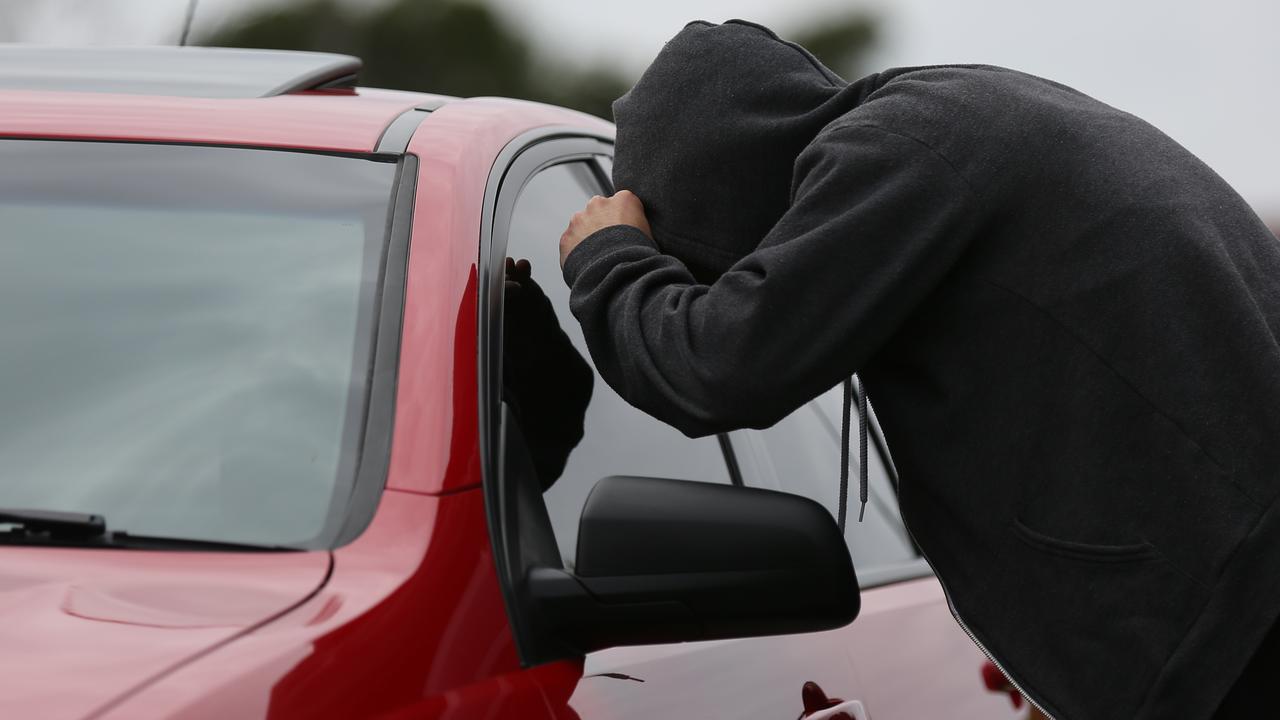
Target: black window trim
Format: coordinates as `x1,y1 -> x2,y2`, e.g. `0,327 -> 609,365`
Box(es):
373,98 -> 451,154
477,129 -> 615,499
329,152 -> 417,547
477,129 -> 612,665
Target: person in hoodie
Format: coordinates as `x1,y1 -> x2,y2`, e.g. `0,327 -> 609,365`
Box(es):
555,19 -> 1280,720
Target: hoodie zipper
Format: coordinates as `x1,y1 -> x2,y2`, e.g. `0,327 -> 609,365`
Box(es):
895,512 -> 1058,720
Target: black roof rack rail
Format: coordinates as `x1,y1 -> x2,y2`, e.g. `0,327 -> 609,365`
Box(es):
0,45 -> 362,99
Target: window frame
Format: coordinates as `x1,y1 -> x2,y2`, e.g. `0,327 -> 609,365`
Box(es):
329,152 -> 417,547
477,132 -> 615,505
478,130 -> 615,665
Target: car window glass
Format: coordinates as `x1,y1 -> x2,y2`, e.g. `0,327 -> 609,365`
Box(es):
735,383 -> 918,578
594,155 -> 613,182
501,160 -> 730,565
0,140 -> 397,547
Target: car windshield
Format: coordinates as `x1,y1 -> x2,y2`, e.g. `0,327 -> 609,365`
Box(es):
0,140 -> 399,548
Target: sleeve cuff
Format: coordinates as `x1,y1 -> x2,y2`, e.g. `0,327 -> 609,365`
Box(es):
562,224 -> 657,287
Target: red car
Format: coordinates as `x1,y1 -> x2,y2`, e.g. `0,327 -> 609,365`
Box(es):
0,46 -> 1027,719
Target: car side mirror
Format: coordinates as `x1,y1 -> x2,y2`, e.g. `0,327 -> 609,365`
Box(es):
530,475 -> 860,654
490,403 -> 860,663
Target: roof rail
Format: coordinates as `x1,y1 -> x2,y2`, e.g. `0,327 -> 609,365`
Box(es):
0,45 -> 362,99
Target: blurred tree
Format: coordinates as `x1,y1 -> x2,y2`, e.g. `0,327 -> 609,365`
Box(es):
199,0 -> 629,118
200,0 -> 879,120
789,13 -> 879,82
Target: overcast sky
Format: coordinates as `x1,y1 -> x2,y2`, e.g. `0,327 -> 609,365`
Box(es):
10,0 -> 1279,221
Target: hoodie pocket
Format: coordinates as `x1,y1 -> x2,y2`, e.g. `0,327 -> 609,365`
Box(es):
1010,395 -> 1251,586
993,518 -> 1208,719
1012,518 -> 1156,563
986,277 -> 1258,586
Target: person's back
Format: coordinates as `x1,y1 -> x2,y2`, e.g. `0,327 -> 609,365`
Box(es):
850,64 -> 1280,719
556,20 -> 1280,719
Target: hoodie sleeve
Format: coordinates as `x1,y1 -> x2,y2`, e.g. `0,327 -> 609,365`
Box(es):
563,123 -> 980,437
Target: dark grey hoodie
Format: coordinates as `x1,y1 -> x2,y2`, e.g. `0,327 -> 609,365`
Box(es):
562,19 -> 1280,720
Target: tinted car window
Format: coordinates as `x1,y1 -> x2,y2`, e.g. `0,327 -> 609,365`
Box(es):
0,140 -> 398,547
501,161 -> 730,565
733,384 -> 919,579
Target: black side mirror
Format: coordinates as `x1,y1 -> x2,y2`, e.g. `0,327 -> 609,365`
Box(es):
490,404 -> 859,663
531,475 -> 860,654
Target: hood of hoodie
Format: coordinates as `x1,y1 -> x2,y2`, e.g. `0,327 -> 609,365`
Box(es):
611,19 -> 868,280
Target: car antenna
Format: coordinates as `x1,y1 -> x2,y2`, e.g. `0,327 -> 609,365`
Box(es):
178,0 -> 198,46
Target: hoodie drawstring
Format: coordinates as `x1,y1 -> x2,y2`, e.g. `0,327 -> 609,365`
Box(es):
838,375 -> 868,533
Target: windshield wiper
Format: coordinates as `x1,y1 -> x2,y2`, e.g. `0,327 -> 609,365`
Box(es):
96,532 -> 303,553
0,507 -> 301,552
0,508 -> 106,538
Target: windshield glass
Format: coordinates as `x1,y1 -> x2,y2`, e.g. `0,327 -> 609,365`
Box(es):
0,140 -> 399,548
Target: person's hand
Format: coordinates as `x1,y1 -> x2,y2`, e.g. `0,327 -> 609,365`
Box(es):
503,258 -> 557,360
798,681 -> 854,720
501,257 -> 594,491
559,190 -> 653,268
504,257 -> 534,298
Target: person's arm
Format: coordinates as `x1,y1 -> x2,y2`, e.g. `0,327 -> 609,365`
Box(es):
562,124 -> 981,437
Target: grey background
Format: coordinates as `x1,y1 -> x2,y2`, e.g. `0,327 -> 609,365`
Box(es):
4,0 -> 1276,223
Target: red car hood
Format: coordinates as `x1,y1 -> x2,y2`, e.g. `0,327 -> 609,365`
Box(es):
0,546 -> 330,720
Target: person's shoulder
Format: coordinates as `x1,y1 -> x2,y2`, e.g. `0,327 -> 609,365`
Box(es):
819,65 -> 1099,156
875,64 -> 1087,95
861,64 -> 1084,114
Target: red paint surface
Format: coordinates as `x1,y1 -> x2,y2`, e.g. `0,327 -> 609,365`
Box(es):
840,578 -> 1024,719
0,87 -> 606,718
0,88 -> 437,152
385,97 -> 610,495
0,548 -> 329,720
95,489 -> 551,719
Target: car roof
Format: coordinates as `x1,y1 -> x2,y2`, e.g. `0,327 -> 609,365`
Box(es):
0,45 -> 609,154
0,45 -> 361,99
0,86 -> 441,153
